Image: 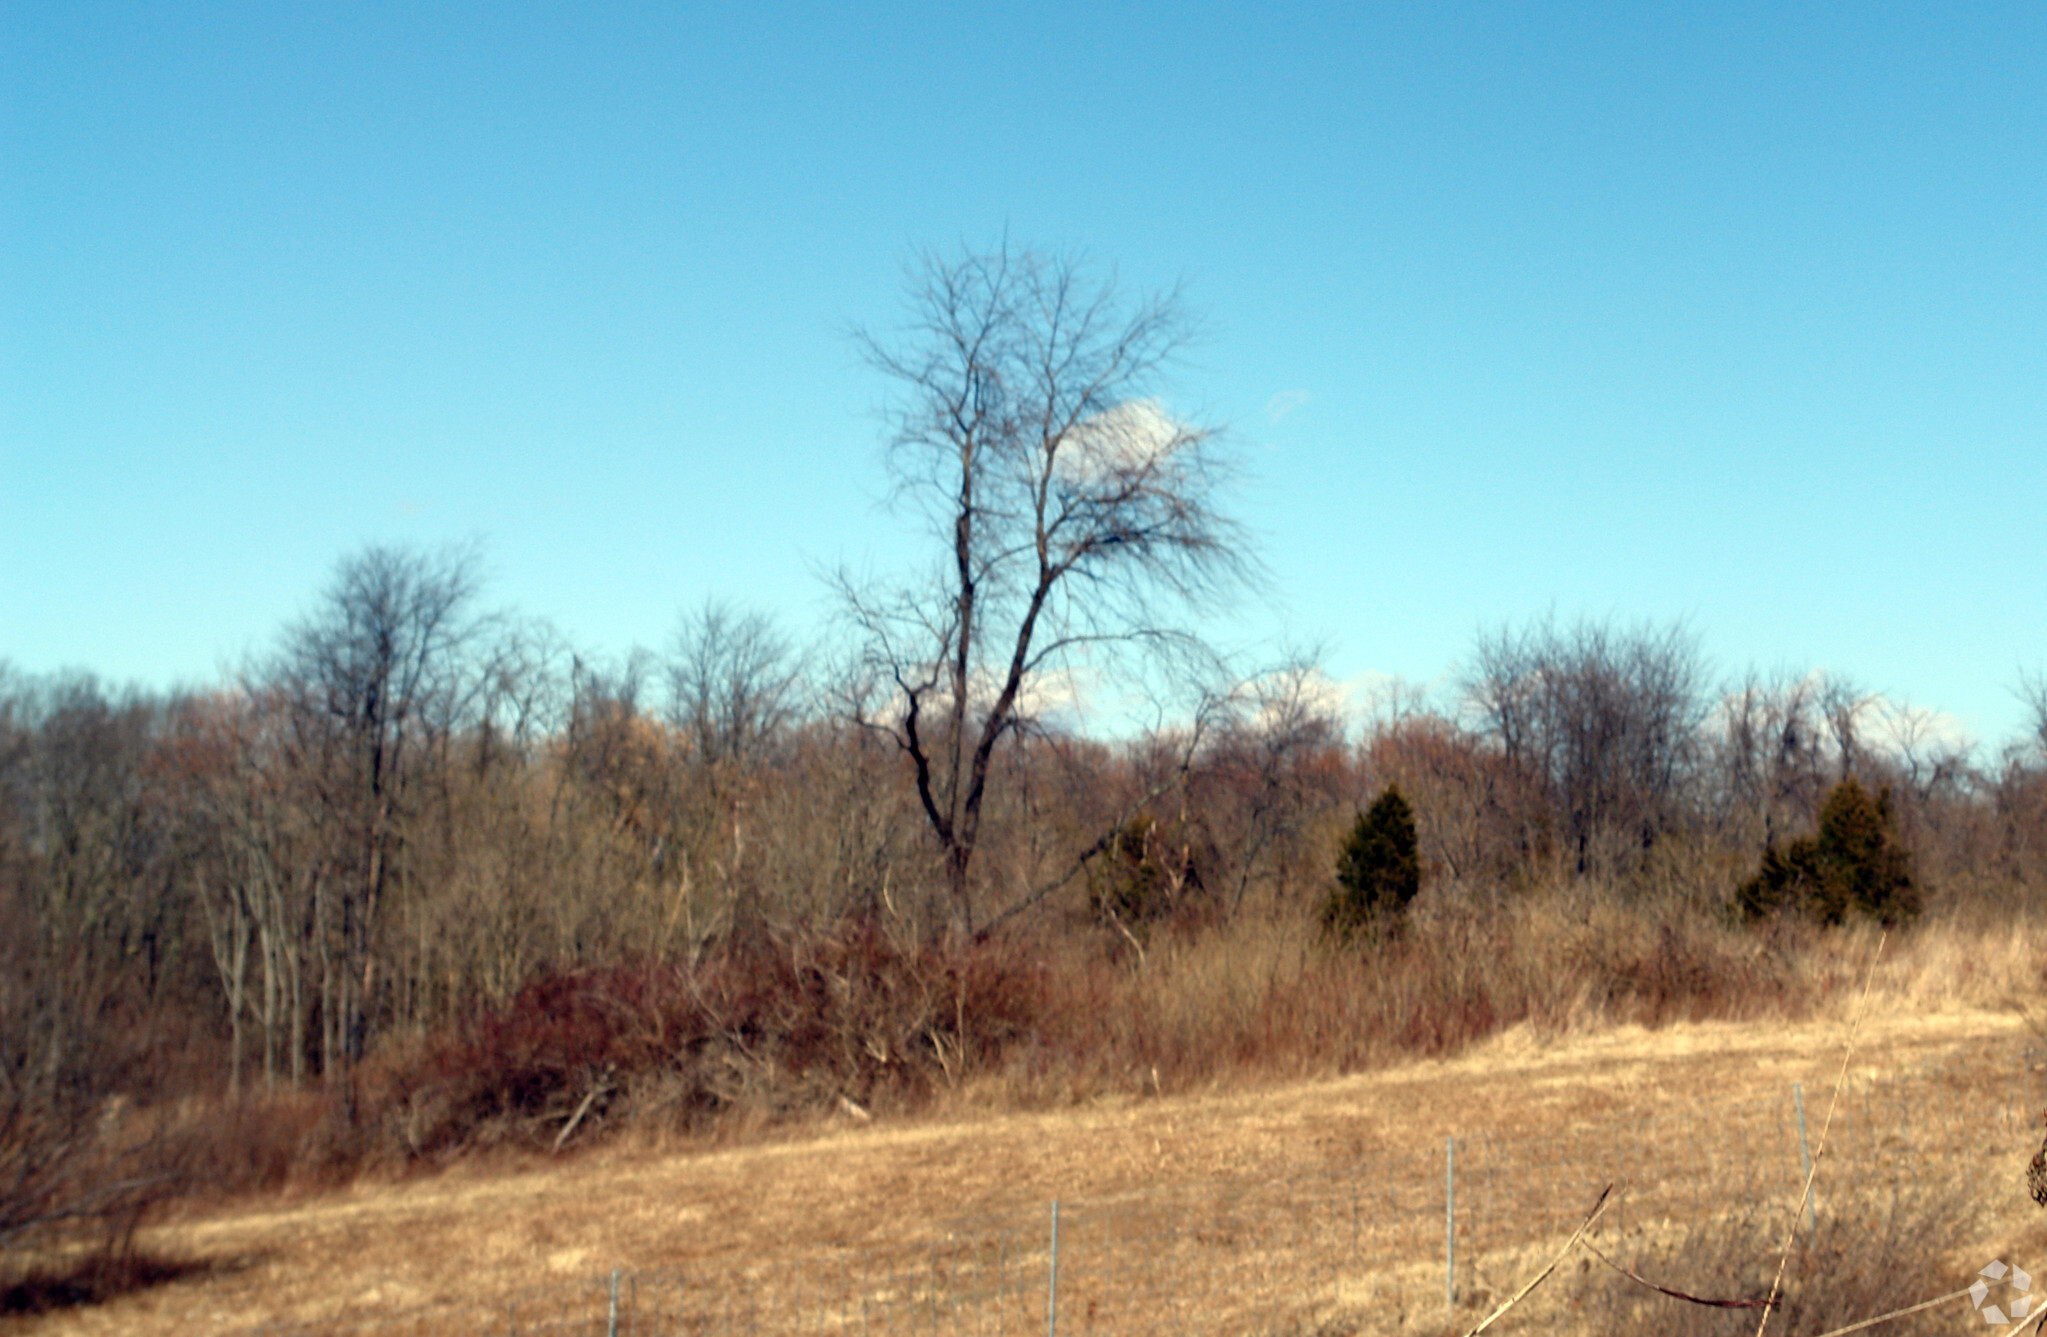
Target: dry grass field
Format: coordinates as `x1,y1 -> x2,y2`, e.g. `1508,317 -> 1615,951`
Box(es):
11,981 -> 2047,1336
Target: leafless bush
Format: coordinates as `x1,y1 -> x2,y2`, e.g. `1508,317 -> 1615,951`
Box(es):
1563,1184 -> 1975,1336
361,916 -> 1049,1160
1464,615 -> 1710,880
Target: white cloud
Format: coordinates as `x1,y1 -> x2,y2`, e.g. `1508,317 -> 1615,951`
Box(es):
1346,671 -> 1451,725
1010,662 -> 1093,722
1859,695 -> 1977,760
1263,389 -> 1310,425
1225,666 -> 1449,739
1229,663 -> 1353,716
1052,399 -> 1192,488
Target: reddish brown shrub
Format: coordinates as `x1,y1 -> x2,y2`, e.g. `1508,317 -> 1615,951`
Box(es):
367,919 -> 1049,1159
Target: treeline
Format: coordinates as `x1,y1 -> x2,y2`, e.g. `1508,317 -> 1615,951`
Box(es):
4,545 -> 2047,1201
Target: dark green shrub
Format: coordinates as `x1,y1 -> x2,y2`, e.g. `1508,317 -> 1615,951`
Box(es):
1737,777 -> 1919,927
1321,785 -> 1421,941
1087,813 -> 1206,930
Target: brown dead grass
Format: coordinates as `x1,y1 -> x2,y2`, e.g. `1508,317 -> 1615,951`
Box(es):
8,999 -> 2042,1335
10,889 -> 2047,1334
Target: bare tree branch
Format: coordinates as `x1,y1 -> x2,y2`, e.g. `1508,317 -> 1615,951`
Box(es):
843,242 -> 1259,935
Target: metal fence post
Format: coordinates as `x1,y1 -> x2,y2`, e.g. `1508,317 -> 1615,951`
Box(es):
1048,1199 -> 1061,1337
1445,1137 -> 1456,1316
606,1268 -> 620,1337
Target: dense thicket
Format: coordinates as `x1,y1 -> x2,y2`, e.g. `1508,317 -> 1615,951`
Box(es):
4,556 -> 2046,1236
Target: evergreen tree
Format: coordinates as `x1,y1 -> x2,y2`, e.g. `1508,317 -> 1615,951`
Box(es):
1737,777 -> 1918,926
1322,785 -> 1421,940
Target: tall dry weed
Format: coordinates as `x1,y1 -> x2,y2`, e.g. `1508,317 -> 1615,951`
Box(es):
143,870 -> 2047,1185
1026,878 -> 1814,1101
1535,1186 -> 1978,1337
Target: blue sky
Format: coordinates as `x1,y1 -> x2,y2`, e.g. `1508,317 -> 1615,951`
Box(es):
4,2 -> 2042,747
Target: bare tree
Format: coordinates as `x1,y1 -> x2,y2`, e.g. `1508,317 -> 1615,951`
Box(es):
1818,674 -> 1873,781
2018,666 -> 2047,762
666,601 -> 804,773
1195,659 -> 1348,915
1997,667 -> 2047,885
1464,615 -> 1709,876
0,673 -> 191,1255
1361,711 -> 1530,887
183,686 -> 323,1091
273,543 -> 486,1072
1712,670 -> 1830,851
839,244 -> 1254,936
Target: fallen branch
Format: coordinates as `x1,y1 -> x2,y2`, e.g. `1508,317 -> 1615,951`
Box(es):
551,1068 -> 613,1155
1584,1238 -> 1777,1309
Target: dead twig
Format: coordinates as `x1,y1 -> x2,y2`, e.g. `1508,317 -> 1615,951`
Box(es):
1805,1285 -> 1975,1337
1461,1184 -> 1612,1337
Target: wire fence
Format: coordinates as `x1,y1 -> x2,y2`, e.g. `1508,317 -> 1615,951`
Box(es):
244,1051 -> 2047,1336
